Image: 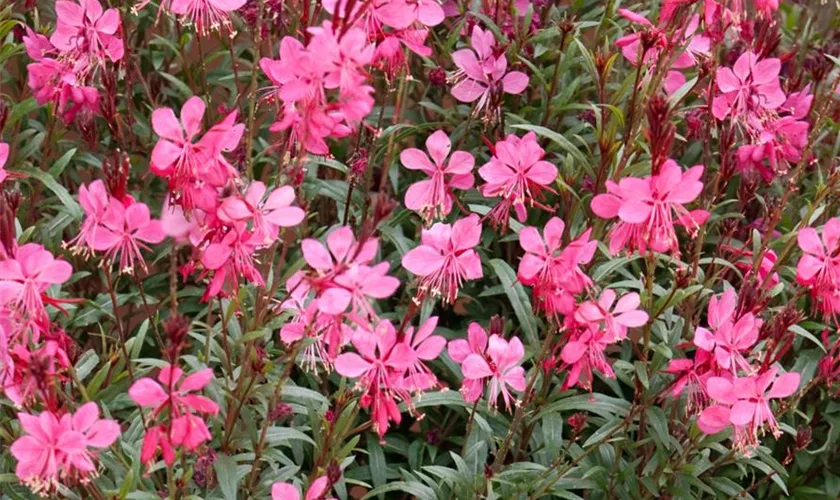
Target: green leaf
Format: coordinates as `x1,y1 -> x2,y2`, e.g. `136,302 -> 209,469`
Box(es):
19,167 -> 83,219
213,453 -> 238,500
265,426 -> 316,446
367,436 -> 387,498
362,481 -> 437,500
49,148 -> 77,177
489,259 -> 538,347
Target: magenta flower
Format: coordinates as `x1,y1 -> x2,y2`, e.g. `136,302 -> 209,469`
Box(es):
129,364 -> 219,464
561,327 -> 616,391
479,132 -> 558,228
273,476 -> 335,500
301,226 -> 379,285
0,142 -> 10,184
169,0 -> 246,35
327,263 -> 401,317
796,218 -> 840,319
458,332 -> 526,410
66,180 -> 110,254
699,369 -> 800,453
664,349 -> 714,413
712,51 -> 786,121
448,322 -> 490,403
200,224 -> 264,301
399,316 -> 446,392
450,26 -> 529,112
517,217 -> 596,317
400,130 -> 475,224
401,214 -> 483,304
10,403 -> 119,495
51,0 -> 124,63
334,321 -> 415,438
575,290 -> 648,342
591,159 -> 708,255
615,10 -> 708,70
150,97 -> 243,211
693,289 -> 761,374
0,244 -> 73,319
218,182 -> 305,244
92,199 -> 165,274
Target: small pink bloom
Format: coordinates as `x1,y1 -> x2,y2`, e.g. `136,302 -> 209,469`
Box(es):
218,182 -> 305,244
561,327 -> 616,391
200,225 -> 264,301
575,290 -> 648,342
448,322 -> 489,403
51,0 -> 124,63
458,330 -> 526,410
10,403 -> 119,495
129,364 -> 219,463
92,199 -> 165,273
272,475 -> 336,500
479,132 -> 558,228
169,0 -> 246,35
591,159 -> 708,255
401,130 -> 475,224
450,26 -> 529,112
796,218 -> 840,319
0,244 -> 73,319
401,214 -> 483,304
712,51 -> 786,121
693,289 -> 760,374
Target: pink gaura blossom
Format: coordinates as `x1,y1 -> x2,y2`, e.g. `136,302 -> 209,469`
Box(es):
0,141 -> 13,184
575,290 -> 649,342
664,349 -> 714,413
400,130 -> 475,224
478,132 -> 558,228
616,10 -> 709,70
401,214 -> 483,304
0,244 -> 73,319
591,159 -> 709,255
699,369 -> 800,453
129,364 -> 219,463
273,476 -> 335,500
200,224 -> 265,301
693,289 -> 761,374
517,217 -> 596,317
51,0 -> 124,63
561,326 -> 616,391
450,26 -> 529,113
91,199 -> 165,273
10,403 -> 119,496
796,218 -> 840,319
300,226 -> 379,291
218,182 -> 305,244
169,0 -> 246,35
335,320 -> 420,438
399,316 -> 446,392
448,322 -> 490,403
151,96 -> 243,211
453,326 -> 526,410
712,51 -> 786,121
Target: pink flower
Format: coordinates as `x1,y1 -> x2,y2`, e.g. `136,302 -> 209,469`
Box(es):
400,130 -> 475,224
300,226 -> 378,285
448,322 -> 490,403
10,403 -> 119,495
51,0 -> 124,63
0,244 -> 73,319
129,364 -> 219,463
712,52 -> 786,121
664,350 -> 714,413
517,217 -> 596,317
92,199 -> 165,273
458,331 -> 526,410
700,369 -> 800,453
796,218 -> 840,319
150,97 -> 243,211
65,180 -> 110,254
218,182 -> 305,244
561,327 -> 616,391
272,476 -> 335,500
200,225 -> 264,301
335,321 -> 415,437
0,142 -> 10,183
450,26 -> 529,112
401,214 -> 483,304
591,159 -> 708,255
693,289 -> 760,374
479,132 -> 558,227
169,0 -> 246,35
575,290 -> 648,342
615,10 -> 708,70
399,316 -> 446,392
